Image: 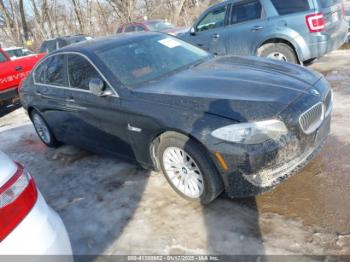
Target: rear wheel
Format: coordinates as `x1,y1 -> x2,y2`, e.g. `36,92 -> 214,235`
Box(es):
31,110 -> 60,148
257,43 -> 298,64
157,133 -> 224,204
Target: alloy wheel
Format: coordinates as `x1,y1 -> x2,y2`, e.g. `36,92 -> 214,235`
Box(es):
162,147 -> 204,198
32,114 -> 51,144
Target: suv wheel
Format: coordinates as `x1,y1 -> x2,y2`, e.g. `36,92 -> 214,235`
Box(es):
157,132 -> 224,204
31,110 -> 60,148
257,43 -> 298,64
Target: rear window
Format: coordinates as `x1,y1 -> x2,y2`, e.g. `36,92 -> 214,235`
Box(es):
346,6 -> 350,16
317,0 -> 342,8
40,41 -> 57,53
271,0 -> 310,15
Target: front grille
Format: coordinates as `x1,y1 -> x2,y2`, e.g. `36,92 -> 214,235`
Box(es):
299,102 -> 324,135
324,90 -> 333,117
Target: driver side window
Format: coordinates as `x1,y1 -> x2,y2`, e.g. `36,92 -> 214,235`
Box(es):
67,54 -> 103,90
196,6 -> 227,32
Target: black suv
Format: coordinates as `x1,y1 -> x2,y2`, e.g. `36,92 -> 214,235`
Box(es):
39,35 -> 92,53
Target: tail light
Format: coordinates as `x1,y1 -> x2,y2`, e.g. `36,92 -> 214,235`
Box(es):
0,163 -> 37,242
306,13 -> 325,33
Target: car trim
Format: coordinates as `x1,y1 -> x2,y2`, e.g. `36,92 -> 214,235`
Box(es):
299,102 -> 324,135
32,51 -> 119,98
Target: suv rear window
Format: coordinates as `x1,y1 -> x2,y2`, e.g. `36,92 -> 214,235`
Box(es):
271,0 -> 310,15
317,0 -> 342,8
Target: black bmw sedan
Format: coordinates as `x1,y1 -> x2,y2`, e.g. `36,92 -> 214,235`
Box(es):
19,32 -> 332,204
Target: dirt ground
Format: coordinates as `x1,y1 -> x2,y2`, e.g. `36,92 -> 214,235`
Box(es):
1,48 -> 350,257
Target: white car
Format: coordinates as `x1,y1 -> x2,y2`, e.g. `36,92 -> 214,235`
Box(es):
0,151 -> 73,256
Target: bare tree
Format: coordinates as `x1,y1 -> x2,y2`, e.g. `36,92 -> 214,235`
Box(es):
19,0 -> 28,40
0,0 -> 213,49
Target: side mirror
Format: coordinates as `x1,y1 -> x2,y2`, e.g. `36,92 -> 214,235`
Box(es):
89,78 -> 105,96
190,27 -> 196,35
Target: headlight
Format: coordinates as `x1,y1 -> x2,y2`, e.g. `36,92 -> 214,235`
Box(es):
211,119 -> 288,145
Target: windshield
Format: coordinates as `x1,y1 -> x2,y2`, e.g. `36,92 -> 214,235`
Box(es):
96,35 -> 210,86
147,21 -> 175,31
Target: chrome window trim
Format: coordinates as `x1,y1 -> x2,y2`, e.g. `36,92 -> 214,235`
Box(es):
32,51 -> 119,97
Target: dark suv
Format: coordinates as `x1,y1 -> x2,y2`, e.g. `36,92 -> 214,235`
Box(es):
39,35 -> 92,54
181,0 -> 348,64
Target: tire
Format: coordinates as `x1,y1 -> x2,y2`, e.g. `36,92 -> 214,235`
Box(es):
257,43 -> 298,64
157,132 -> 224,204
31,110 -> 61,148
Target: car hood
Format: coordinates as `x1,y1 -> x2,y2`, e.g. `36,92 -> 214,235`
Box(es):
134,56 -> 322,121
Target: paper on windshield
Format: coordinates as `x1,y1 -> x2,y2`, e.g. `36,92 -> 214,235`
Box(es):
158,38 -> 182,48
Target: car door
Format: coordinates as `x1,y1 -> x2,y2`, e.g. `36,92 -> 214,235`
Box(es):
187,4 -> 229,55
63,53 -> 135,159
0,50 -> 18,92
32,54 -> 70,140
224,0 -> 267,56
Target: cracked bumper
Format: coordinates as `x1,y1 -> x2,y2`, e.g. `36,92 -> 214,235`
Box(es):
212,116 -> 331,198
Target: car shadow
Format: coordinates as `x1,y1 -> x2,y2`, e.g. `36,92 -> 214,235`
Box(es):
0,124 -> 150,258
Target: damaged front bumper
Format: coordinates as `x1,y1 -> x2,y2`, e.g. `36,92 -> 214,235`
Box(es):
210,115 -> 331,198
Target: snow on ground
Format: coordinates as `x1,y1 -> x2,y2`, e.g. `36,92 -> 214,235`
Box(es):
1,49 -> 350,257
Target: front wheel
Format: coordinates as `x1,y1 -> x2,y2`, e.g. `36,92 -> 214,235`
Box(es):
157,133 -> 224,204
257,43 -> 298,64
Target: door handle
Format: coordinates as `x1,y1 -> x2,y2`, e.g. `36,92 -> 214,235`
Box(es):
197,43 -> 204,47
251,26 -> 264,32
35,91 -> 42,96
65,97 -> 75,103
15,66 -> 23,71
212,33 -> 220,39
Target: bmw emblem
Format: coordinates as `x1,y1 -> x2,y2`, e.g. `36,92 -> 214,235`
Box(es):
310,89 -> 320,96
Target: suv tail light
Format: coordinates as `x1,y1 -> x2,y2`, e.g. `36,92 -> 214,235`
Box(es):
306,13 -> 325,33
0,163 -> 37,242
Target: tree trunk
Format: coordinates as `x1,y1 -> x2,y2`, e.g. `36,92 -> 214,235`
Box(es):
19,0 -> 29,41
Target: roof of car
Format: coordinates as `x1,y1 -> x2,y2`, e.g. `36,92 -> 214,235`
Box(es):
144,19 -> 166,24
43,34 -> 90,42
54,32 -> 162,54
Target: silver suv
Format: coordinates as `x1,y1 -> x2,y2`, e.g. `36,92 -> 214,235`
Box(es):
181,0 -> 348,64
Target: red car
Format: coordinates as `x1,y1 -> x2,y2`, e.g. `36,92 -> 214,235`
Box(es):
0,48 -> 45,107
116,19 -> 189,36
